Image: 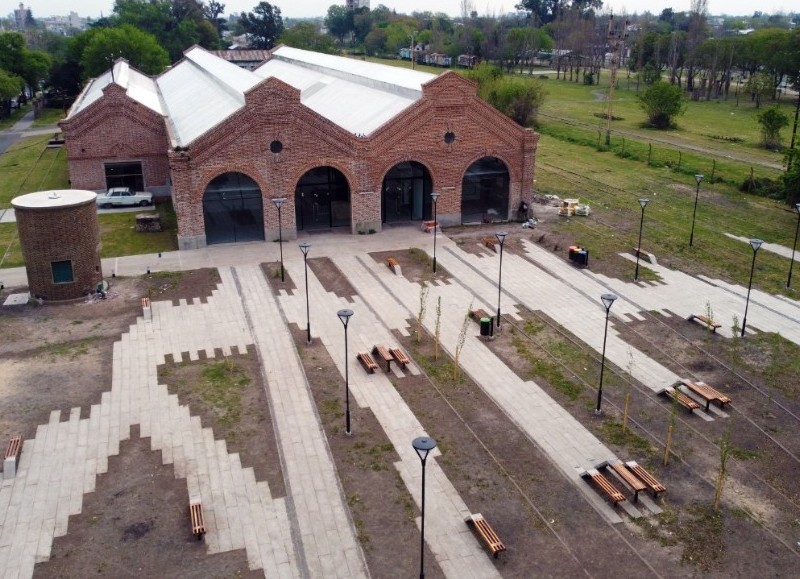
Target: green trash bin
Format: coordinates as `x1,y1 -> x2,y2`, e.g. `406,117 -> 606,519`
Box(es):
480,317 -> 491,336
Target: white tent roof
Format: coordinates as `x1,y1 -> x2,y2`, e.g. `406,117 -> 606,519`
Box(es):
68,46 -> 438,146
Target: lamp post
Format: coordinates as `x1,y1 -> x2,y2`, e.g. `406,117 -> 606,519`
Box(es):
299,242 -> 311,344
431,192 -> 440,274
337,309 -> 354,435
412,436 -> 437,579
689,174 -> 704,248
741,238 -> 763,337
272,197 -> 286,282
595,293 -> 618,415
787,203 -> 800,288
634,198 -> 649,281
495,231 -> 507,328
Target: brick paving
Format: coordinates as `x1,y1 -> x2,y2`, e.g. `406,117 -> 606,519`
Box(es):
2,224 -> 800,577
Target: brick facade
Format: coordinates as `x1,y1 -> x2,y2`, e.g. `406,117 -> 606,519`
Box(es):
59,84 -> 170,193
62,61 -> 538,251
12,192 -> 102,301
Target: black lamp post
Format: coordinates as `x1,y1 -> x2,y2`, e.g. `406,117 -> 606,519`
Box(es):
431,192 -> 440,274
787,203 -> 800,288
337,308 -> 354,435
272,197 -> 286,282
634,198 -> 649,281
595,293 -> 618,415
299,242 -> 311,344
689,174 -> 704,248
741,238 -> 763,337
412,436 -> 437,579
495,231 -> 507,328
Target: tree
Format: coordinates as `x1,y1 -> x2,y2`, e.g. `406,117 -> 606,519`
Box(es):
81,25 -> 169,77
466,63 -> 547,127
758,106 -> 789,150
0,69 -> 24,118
239,2 -> 284,49
638,80 -> 687,128
203,0 -> 227,38
325,5 -> 353,46
279,22 -> 336,54
515,1 -> 603,26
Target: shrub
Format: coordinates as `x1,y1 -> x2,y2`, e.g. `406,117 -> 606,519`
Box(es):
739,176 -> 784,199
757,106 -> 789,151
638,81 -> 687,129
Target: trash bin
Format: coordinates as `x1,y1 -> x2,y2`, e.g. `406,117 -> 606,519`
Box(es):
568,245 -> 579,262
575,249 -> 589,266
480,317 -> 491,336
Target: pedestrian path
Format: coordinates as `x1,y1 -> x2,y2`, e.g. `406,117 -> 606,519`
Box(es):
330,249 -> 663,524
274,254 -> 501,578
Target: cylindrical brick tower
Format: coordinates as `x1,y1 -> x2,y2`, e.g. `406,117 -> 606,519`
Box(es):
12,189 -> 102,301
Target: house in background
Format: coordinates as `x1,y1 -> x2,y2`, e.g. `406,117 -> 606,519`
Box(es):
59,45 -> 538,250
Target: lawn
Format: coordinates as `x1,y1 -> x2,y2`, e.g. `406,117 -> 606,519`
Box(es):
0,134 -> 69,206
32,107 -> 66,128
0,104 -> 32,130
534,134 -> 796,296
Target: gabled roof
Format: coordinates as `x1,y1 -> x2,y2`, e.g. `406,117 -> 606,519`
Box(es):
69,60 -> 163,118
66,45 -> 439,147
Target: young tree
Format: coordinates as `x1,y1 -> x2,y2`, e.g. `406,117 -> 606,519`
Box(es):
279,22 -> 336,54
757,106 -> 789,150
239,2 -> 284,49
638,80 -> 687,128
325,5 -> 353,46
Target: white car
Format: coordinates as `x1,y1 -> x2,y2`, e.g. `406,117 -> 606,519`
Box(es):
96,187 -> 153,208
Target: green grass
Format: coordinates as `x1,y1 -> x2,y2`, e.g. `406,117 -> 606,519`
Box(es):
98,203 -> 179,258
0,223 -> 24,268
0,134 -> 69,206
534,134 -> 798,296
31,107 -> 66,128
198,359 -> 251,427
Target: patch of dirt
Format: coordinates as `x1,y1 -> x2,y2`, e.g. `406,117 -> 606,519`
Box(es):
157,349 -> 284,494
307,257 -> 356,301
35,426 -> 262,579
369,249 -> 453,286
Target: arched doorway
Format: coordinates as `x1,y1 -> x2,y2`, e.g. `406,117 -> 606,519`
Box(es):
461,157 -> 510,224
381,161 -> 433,223
203,172 -> 264,245
295,167 -> 351,230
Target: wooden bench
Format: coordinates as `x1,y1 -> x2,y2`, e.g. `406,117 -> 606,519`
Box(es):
386,257 -> 399,268
481,237 -> 498,251
4,436 -> 22,479
357,352 -> 378,374
142,297 -> 152,321
469,309 -> 491,323
465,513 -> 506,558
682,380 -> 731,412
661,388 -> 700,412
372,345 -> 393,372
389,347 -> 409,370
608,461 -> 646,502
687,314 -> 721,333
190,501 -> 206,540
625,461 -> 666,498
582,469 -> 626,505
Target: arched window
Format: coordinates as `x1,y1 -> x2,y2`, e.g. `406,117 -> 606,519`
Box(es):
461,157 -> 510,224
295,167 -> 350,230
203,172 -> 264,244
381,162 -> 433,223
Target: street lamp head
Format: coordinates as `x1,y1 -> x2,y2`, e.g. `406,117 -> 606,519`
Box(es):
601,293 -> 618,311
795,202 -> 800,215
695,174 -> 704,185
299,241 -> 311,256
495,231 -> 508,245
337,308 -> 354,327
750,238 -> 763,253
638,198 -> 649,209
412,436 -> 437,462
272,197 -> 286,209
431,192 -> 440,203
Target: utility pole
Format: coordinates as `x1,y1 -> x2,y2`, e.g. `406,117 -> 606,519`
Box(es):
605,15 -> 629,146
410,30 -> 418,70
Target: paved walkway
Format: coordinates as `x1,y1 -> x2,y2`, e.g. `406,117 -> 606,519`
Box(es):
2,225 -> 800,576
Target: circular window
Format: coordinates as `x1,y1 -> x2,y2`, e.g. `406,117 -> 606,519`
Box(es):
270,140 -> 283,154
444,131 -> 456,144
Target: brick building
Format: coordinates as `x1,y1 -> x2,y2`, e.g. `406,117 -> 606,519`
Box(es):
60,46 -> 538,250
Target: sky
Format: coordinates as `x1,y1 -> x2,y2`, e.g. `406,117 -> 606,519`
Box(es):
7,0 -> 796,20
